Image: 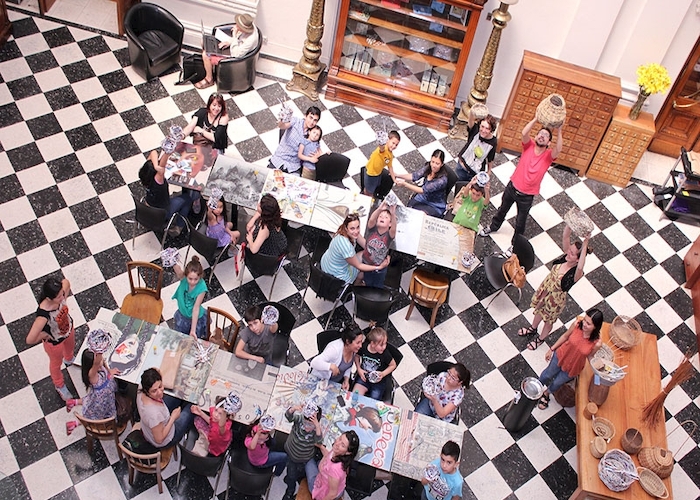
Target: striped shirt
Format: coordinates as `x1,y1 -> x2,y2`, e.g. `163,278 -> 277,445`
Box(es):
270,117 -> 306,173
283,409 -> 322,463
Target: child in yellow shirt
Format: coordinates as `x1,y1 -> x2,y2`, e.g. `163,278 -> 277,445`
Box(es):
364,130 -> 400,197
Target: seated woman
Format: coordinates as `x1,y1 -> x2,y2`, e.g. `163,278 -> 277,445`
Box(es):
136,368 -> 194,449
310,328 -> 365,390
305,431 -> 359,500
196,14 -> 259,90
139,149 -> 197,237
395,149 -> 449,217
320,213 -> 390,285
415,362 -> 470,423
244,194 -> 288,257
182,92 -> 229,154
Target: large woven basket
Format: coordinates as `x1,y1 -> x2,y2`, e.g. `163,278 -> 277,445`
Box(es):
563,206 -> 594,238
638,467 -> 669,498
598,449 -> 637,492
638,447 -> 674,479
536,94 -> 566,128
610,315 -> 641,350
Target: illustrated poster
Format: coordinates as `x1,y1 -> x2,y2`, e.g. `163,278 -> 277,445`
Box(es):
416,216 -> 478,272
309,183 -> 371,233
262,170 -> 319,225
204,155 -> 268,209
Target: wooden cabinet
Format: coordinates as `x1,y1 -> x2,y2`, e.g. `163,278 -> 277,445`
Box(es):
326,0 -> 485,132
684,235 -> 700,354
497,51 -> 621,175
0,0 -> 11,49
587,104 -> 655,187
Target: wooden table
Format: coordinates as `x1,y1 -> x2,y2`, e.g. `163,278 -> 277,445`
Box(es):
571,324 -> 673,500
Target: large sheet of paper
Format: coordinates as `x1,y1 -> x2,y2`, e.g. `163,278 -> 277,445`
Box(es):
262,170 -> 319,225
416,216 -> 478,273
391,409 -> 464,481
309,183 -> 371,234
165,141 -> 217,191
140,328 -> 219,404
392,204 -> 424,256
204,155 -> 268,209
77,309 -> 158,385
205,351 -> 279,423
321,391 -> 400,471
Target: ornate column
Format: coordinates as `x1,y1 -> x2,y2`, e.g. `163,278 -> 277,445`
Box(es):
449,0 -> 517,139
287,0 -> 326,100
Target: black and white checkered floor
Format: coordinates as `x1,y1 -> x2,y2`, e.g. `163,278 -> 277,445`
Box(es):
0,9 -> 698,500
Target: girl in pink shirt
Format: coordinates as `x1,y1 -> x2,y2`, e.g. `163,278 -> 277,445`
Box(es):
191,392 -> 241,456
306,431 -> 359,500
245,415 -> 288,475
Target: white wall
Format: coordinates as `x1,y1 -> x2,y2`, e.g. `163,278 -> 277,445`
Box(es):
164,0 -> 700,119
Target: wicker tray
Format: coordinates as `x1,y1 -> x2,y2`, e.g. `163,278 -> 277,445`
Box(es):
610,315 -> 641,350
638,467 -> 669,498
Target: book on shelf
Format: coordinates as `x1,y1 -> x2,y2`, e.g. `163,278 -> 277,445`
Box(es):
412,4 -> 432,15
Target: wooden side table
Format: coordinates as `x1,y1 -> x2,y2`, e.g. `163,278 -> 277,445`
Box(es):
586,104 -> 655,187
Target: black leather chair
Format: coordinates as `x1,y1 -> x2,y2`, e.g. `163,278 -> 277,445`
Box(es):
315,152 -> 350,188
302,262 -> 352,329
130,195 -> 181,250
177,432 -> 228,500
258,301 -> 295,367
316,329 -> 343,353
360,166 -> 394,199
225,447 -> 273,500
483,233 -> 534,307
352,286 -> 394,328
215,26 -> 263,93
240,250 -> 287,298
184,220 -> 229,287
124,3 -> 184,81
350,342 -> 403,403
415,361 -> 461,424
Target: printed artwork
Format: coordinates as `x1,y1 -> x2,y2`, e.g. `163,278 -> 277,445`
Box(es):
262,170 -> 319,225
165,141 -> 217,191
309,183 -> 371,233
416,216 -> 478,272
204,155 -> 268,209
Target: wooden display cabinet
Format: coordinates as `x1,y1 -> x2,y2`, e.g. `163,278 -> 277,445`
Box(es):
326,0 -> 485,132
497,51 -> 622,175
587,104 -> 655,187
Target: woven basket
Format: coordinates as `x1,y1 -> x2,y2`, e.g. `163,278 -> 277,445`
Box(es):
471,103 -> 489,120
621,428 -> 643,455
536,94 -> 567,128
592,416 -> 615,442
590,436 -> 607,459
638,447 -> 674,479
598,449 -> 637,492
563,206 -> 594,238
637,467 -> 669,498
610,315 -> 641,350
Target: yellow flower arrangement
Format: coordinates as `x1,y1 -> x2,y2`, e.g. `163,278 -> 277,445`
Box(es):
636,63 -> 671,95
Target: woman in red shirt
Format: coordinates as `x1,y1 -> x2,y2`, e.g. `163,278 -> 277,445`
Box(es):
537,308 -> 603,410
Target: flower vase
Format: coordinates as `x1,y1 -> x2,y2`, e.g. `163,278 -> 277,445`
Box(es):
629,89 -> 650,120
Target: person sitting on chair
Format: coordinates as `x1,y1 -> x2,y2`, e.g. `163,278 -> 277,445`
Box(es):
196,14 -> 259,89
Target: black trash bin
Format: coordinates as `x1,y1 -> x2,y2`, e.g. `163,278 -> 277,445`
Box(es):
503,377 -> 544,432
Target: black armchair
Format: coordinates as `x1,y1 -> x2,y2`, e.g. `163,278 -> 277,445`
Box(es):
124,3 -> 184,81
214,26 -> 263,93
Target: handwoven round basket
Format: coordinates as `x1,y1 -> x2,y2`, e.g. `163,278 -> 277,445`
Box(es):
536,94 -> 567,128
563,206 -> 594,238
598,449 -> 636,492
621,428 -> 643,455
592,416 -> 616,442
610,315 -> 641,350
590,436 -> 607,459
638,447 -> 674,479
471,103 -> 489,120
637,467 -> 669,499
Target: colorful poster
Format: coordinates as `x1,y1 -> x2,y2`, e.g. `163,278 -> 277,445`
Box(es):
321,392 -> 400,471
205,351 -> 279,424
204,155 -> 268,209
309,183 -> 371,233
164,141 -> 217,191
262,170 -> 319,225
140,327 -> 219,404
391,409 -> 464,480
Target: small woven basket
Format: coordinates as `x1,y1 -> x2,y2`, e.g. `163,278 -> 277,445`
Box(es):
471,103 -> 489,120
638,447 -> 674,479
621,428 -> 643,455
592,416 -> 616,442
610,315 -> 641,350
536,94 -> 567,128
590,436 -> 607,459
637,467 -> 669,499
598,449 -> 637,492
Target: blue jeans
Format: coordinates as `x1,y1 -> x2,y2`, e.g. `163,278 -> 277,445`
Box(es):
364,171 -> 381,195
167,188 -> 200,227
407,198 -> 443,217
305,458 -> 320,493
414,397 -> 435,418
257,450 -> 288,476
489,181 -> 534,238
355,377 -> 387,401
362,266 -> 388,288
284,457 -> 313,494
455,163 -> 476,182
538,351 -> 573,394
163,395 -> 194,448
173,310 -> 207,339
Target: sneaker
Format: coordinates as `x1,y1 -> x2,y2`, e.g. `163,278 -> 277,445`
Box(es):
478,227 -> 492,237
63,356 -> 75,367
56,385 -> 73,402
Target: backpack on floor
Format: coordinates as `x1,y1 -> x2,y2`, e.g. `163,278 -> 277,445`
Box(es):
176,53 -> 206,85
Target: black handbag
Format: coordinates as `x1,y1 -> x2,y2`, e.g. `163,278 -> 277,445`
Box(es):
176,52 -> 206,85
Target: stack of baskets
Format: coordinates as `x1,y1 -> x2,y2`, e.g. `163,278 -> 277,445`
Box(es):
536,94 -> 566,128
610,315 -> 641,350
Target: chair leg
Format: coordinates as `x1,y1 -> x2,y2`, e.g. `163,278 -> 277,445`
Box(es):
405,300 -> 416,320
430,305 -> 439,330
115,434 -> 123,460
86,435 -> 93,454
484,287 -> 506,309
157,471 -> 163,494
128,464 -> 135,485
269,272 -> 279,298
325,298 -> 340,330
177,460 -> 183,487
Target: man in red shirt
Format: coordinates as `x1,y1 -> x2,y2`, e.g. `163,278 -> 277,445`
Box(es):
479,114 -> 564,239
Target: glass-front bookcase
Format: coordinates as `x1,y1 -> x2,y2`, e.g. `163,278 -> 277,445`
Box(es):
327,0 -> 485,131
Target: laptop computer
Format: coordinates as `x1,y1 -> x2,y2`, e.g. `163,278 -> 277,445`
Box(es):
201,21 -> 229,56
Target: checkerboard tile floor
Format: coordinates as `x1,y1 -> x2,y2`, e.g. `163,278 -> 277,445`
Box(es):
0,8 -> 698,500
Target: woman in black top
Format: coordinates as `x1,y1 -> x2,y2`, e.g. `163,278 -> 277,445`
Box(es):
138,150 -> 196,236
245,194 -> 287,257
182,93 -> 229,153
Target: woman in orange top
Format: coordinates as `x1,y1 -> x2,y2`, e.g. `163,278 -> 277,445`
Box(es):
537,308 -> 603,410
